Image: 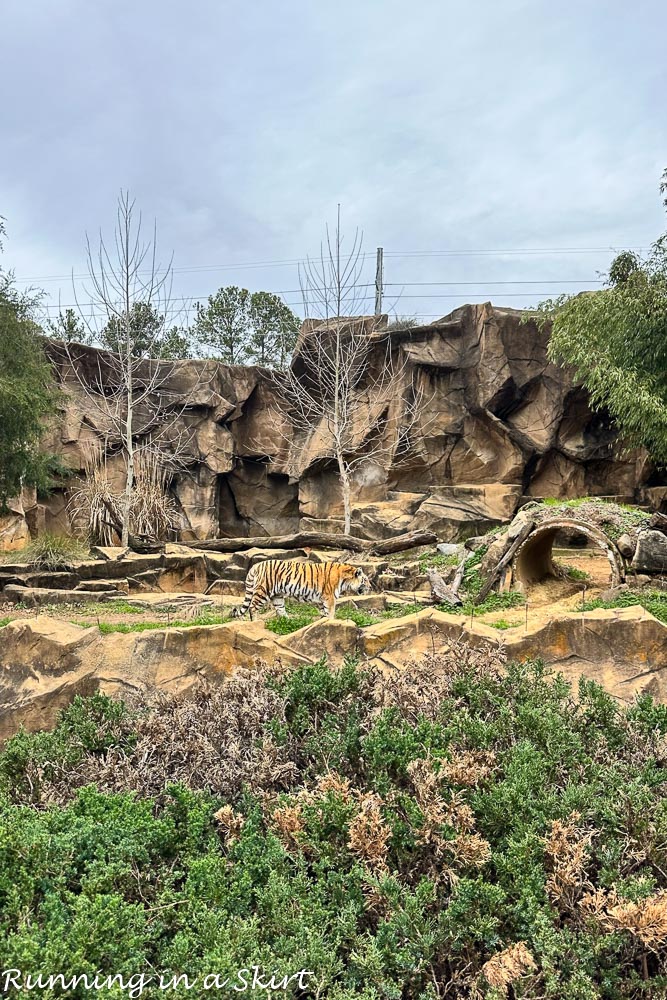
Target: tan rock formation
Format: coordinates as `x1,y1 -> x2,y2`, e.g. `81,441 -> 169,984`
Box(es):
3,603 -> 664,741
2,303 -> 659,551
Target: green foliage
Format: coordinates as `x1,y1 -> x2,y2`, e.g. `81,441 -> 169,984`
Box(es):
192,286 -> 300,367
4,658 -> 667,995
489,618 -> 515,630
192,285 -> 251,364
583,589 -> 667,625
418,550 -> 460,573
557,563 -> 591,582
0,273 -> 57,509
100,301 -> 191,359
534,216 -> 667,462
47,307 -> 91,344
442,590 -> 526,617
264,601 -> 428,635
248,290 -> 300,367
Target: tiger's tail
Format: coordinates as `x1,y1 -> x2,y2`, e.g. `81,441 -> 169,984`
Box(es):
232,564 -> 258,618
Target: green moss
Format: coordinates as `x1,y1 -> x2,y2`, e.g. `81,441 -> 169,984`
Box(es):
557,563 -> 591,582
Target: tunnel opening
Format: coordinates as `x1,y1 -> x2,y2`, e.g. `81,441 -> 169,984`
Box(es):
511,518 -> 624,595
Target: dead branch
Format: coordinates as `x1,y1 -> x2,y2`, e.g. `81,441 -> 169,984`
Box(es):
426,568 -> 463,607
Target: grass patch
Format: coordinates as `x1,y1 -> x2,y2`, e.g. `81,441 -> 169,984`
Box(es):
70,599 -> 147,616
0,533 -> 89,570
417,550 -> 460,573
265,600 -> 430,635
74,610 -> 235,634
440,589 -> 526,617
0,616 -> 10,628
583,589 -> 667,626
489,618 -> 516,630
558,563 -> 591,582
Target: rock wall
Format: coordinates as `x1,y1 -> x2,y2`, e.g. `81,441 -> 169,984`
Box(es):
2,604 -> 665,739
7,303 -> 663,547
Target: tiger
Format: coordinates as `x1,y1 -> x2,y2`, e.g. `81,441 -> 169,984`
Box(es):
232,559 -> 372,620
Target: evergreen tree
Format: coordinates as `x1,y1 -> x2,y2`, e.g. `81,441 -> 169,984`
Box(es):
248,290 -> 300,367
539,174 -> 667,463
191,286 -> 251,364
0,272 -> 56,508
47,307 -> 90,344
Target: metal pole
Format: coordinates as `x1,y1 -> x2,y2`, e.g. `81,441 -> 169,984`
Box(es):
374,247 -> 384,315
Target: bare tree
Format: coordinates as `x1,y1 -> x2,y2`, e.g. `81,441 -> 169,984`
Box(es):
60,192 -> 195,547
272,209 -> 426,535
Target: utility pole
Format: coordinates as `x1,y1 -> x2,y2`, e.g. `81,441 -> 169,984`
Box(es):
374,247 -> 384,315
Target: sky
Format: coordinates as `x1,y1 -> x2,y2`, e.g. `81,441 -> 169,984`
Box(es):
2,0 -> 666,327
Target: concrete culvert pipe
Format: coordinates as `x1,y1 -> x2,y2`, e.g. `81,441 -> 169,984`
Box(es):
511,518 -> 624,591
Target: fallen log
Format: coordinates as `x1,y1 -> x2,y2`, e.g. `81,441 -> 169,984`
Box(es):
474,520 -> 533,605
368,531 -> 437,556
189,529 -> 436,556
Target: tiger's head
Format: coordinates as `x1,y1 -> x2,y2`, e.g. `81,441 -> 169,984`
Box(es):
340,564 -> 372,595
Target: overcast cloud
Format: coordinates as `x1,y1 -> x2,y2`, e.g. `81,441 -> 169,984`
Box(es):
2,0 -> 666,324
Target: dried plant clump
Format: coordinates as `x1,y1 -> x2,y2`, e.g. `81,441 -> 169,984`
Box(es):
582,888 -> 667,950
348,793 -> 390,871
213,804 -> 245,846
68,443 -> 179,544
481,942 -> 537,994
370,639 -> 505,723
315,771 -> 353,801
544,812 -> 595,909
271,803 -> 306,853
440,748 -> 497,787
19,668 -> 295,808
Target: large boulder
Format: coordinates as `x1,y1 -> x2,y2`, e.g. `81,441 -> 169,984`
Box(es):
632,530 -> 667,573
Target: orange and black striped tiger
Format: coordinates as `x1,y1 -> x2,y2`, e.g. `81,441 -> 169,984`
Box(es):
232,559 -> 372,620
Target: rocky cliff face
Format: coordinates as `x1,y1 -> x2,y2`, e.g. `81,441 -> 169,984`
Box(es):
22,304 -> 663,544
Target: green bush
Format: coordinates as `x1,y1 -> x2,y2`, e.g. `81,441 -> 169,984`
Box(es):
3,654 -> 667,996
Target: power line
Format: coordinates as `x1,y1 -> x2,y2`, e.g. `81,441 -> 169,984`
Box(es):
15,244 -> 647,283
40,279 -> 606,312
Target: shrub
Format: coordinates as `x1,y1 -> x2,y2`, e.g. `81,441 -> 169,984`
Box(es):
20,532 -> 89,570
3,650 -> 667,995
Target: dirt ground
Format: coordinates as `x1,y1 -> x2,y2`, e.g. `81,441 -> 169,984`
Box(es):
0,545 -> 619,634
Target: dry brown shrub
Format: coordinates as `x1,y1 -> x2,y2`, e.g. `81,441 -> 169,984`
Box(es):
544,812 -> 594,909
348,792 -> 390,871
368,639 -> 505,724
407,756 -> 451,854
582,888 -> 667,950
448,832 -> 492,869
315,771 -> 353,802
443,792 -> 476,834
481,942 -> 536,994
28,668 -> 297,808
272,803 -> 306,853
441,749 -> 496,787
213,804 -> 244,846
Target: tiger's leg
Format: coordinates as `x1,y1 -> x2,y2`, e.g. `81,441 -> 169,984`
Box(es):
321,588 -> 336,618
271,596 -> 287,617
